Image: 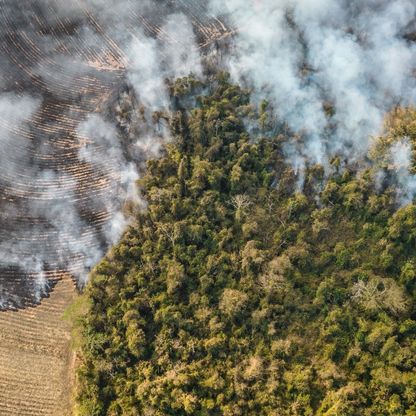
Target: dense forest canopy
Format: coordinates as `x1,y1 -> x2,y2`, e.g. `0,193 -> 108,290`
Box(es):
76,73 -> 416,415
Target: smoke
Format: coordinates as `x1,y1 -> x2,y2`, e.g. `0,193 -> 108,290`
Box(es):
390,138 -> 416,205
127,35 -> 170,111
208,0 -> 416,177
77,113 -> 140,247
0,0 -> 415,307
0,1 -> 206,308
161,13 -> 203,79
126,13 -> 203,110
33,269 -> 49,303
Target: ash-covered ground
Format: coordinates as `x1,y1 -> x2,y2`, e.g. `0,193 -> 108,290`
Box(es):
0,0 -> 231,309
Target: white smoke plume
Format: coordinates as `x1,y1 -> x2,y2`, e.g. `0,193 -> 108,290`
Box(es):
77,114 -> 139,245
209,0 -> 416,179
126,14 -> 202,110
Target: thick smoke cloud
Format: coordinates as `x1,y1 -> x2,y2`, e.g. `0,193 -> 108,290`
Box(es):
209,0 -> 416,177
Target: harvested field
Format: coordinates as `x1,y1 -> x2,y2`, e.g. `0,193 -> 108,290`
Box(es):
0,277 -> 76,415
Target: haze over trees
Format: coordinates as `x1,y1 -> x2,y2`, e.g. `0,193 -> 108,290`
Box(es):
77,74 -> 416,415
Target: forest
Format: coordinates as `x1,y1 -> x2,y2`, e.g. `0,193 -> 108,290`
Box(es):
76,73 -> 416,415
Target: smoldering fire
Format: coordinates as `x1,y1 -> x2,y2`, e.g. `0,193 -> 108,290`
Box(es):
0,0 -> 414,308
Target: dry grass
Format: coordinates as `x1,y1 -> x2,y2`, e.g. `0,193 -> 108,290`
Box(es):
0,277 -> 76,416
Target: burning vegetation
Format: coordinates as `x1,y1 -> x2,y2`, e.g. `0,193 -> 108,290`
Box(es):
0,1 -> 415,415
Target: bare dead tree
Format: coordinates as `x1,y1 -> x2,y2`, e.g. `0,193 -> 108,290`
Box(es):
230,194 -> 252,212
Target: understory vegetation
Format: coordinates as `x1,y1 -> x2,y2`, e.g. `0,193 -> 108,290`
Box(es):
77,74 -> 416,415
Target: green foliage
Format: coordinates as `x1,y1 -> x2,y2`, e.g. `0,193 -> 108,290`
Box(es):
77,76 -> 416,415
